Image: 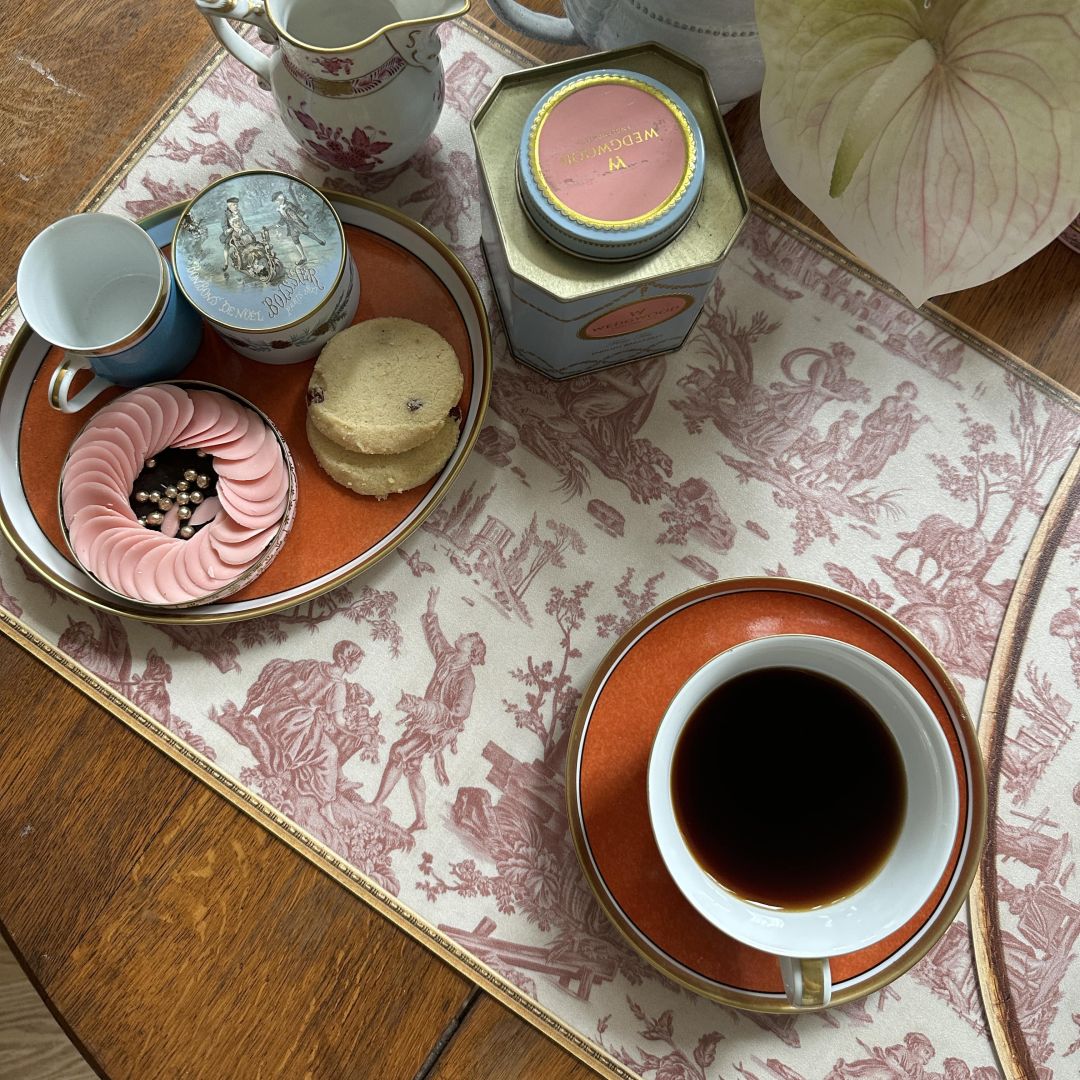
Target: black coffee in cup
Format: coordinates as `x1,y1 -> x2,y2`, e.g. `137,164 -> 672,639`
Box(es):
670,666 -> 907,910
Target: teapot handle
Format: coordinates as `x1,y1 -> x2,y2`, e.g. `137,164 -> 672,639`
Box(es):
485,0 -> 583,45
194,0 -> 273,87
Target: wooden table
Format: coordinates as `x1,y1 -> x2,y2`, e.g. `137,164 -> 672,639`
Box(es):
1,4 -> 1078,1077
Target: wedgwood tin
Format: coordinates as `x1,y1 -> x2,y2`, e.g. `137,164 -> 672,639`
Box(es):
172,170 -> 360,365
473,45 -> 749,380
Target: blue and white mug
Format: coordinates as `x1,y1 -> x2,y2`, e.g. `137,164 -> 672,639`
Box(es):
17,213 -> 203,413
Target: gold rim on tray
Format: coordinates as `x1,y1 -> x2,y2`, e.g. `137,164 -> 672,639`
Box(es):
0,192 -> 492,625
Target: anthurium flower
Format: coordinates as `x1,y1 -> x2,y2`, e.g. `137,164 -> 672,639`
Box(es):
756,0 -> 1080,306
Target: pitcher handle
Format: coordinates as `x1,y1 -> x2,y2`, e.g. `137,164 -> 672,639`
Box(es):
486,0 -> 583,45
194,0 -> 273,87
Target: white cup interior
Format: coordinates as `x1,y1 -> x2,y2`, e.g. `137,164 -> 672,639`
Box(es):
647,635 -> 959,959
17,214 -> 164,353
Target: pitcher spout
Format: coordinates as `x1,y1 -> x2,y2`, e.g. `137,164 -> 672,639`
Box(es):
247,0 -> 470,57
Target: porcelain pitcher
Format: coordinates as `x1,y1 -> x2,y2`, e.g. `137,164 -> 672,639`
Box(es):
486,0 -> 763,109
194,0 -> 469,172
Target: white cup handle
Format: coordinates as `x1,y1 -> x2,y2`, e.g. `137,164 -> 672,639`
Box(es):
48,355 -> 113,414
779,956 -> 832,1008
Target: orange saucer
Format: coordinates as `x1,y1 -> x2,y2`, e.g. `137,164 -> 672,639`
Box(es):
566,577 -> 986,1012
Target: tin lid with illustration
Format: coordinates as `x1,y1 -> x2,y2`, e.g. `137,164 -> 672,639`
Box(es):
173,170 -> 346,334
517,69 -> 705,261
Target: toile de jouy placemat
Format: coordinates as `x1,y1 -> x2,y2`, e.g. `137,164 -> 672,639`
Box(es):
2,18 -> 1079,1080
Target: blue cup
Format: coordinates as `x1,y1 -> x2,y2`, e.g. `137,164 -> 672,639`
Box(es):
17,213 -> 204,413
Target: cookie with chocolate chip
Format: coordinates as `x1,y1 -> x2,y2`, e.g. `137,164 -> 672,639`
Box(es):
307,318 -> 464,455
307,415 -> 460,499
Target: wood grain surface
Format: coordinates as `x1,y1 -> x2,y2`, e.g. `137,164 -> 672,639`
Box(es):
0,936 -> 95,1080
0,2 -> 1078,1078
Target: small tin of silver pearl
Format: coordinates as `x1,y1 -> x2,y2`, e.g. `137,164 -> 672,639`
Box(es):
135,491 -> 150,504
183,469 -> 198,482
189,491 -> 203,505
179,525 -> 195,539
176,491 -> 190,505
177,505 -> 192,521
158,498 -> 174,512
196,474 -> 210,489
147,511 -> 164,526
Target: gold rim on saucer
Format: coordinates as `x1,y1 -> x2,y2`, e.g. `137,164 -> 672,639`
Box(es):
565,575 -> 987,1012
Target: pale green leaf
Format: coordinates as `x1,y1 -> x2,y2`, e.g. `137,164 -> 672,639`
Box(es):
756,0 -> 1080,306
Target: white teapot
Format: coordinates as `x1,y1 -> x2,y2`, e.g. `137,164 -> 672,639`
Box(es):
486,0 -> 763,109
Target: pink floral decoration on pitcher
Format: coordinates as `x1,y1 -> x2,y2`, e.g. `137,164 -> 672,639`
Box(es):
289,99 -> 393,173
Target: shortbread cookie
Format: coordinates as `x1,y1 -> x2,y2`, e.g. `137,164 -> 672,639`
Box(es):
307,318 -> 464,454
307,415 -> 459,498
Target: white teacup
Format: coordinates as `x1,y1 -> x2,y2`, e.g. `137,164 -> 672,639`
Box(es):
17,213 -> 201,412
647,634 -> 958,1008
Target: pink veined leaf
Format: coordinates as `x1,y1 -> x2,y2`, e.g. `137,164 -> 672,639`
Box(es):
189,110 -> 221,135
756,0 -> 1080,307
235,127 -> 261,157
291,103 -> 320,131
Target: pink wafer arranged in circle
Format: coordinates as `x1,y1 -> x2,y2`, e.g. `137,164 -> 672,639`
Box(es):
60,384 -> 295,607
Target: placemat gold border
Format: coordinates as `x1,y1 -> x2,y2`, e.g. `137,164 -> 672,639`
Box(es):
0,605 -> 641,1080
970,448 -> 1080,1080
1,14 -> 1078,1080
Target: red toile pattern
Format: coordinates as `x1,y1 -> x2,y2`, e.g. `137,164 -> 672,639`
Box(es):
1,21 -> 1079,1080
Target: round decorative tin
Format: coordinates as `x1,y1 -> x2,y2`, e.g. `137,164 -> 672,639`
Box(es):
517,69 -> 704,261
172,170 -> 360,365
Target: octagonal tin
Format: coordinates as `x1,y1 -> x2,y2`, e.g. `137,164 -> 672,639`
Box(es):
474,44 -> 749,380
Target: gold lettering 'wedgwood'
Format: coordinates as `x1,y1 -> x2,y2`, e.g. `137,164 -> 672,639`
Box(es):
559,125 -> 660,165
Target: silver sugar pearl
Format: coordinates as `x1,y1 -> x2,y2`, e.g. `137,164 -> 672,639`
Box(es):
183,469 -> 198,482
158,498 -> 174,512
179,525 -> 195,540
176,491 -> 190,505
138,515 -> 148,527
189,491 -> 203,505
196,474 -> 210,489
176,480 -> 189,492
195,449 -> 207,458
177,506 -> 192,521
164,485 -> 178,500
145,458 -> 156,469
134,490 -> 150,504
146,511 -> 164,526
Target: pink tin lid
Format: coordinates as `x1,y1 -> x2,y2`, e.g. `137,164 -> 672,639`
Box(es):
517,70 -> 705,261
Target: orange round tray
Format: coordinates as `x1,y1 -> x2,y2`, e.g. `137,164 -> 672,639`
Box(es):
0,194 -> 491,623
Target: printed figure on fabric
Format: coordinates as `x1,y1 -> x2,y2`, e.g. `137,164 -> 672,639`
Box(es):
210,641 -> 381,832
372,588 -> 485,832
236,640 -> 369,826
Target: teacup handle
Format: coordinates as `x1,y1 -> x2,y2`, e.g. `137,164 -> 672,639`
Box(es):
48,355 -> 113,414
194,0 -> 273,88
779,956 -> 832,1008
